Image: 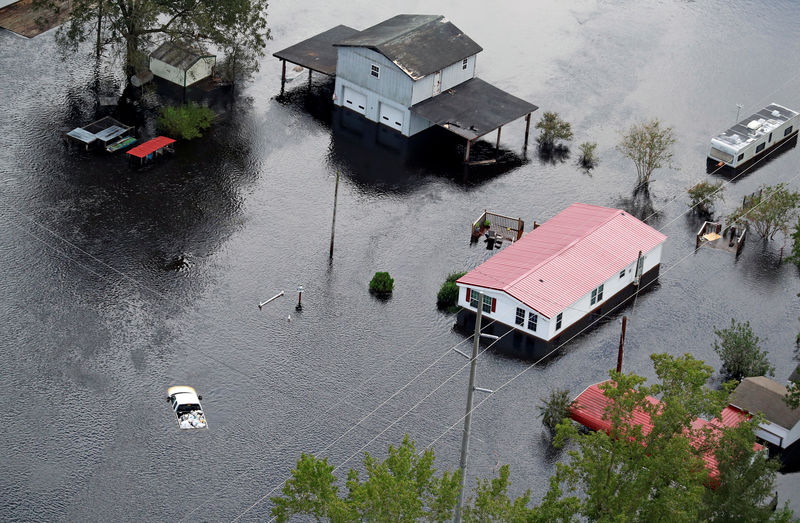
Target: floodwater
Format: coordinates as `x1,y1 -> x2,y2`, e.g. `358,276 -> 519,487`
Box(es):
2,0 -> 800,520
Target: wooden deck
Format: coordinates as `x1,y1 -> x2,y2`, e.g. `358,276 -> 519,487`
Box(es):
0,0 -> 70,38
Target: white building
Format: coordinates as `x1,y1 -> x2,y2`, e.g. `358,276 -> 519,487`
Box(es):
456,203 -> 667,343
149,42 -> 216,88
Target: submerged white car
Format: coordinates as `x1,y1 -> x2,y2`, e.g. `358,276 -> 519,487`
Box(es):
167,386 -> 208,429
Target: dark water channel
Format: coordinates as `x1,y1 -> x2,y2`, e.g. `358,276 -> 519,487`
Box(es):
2,0 -> 800,520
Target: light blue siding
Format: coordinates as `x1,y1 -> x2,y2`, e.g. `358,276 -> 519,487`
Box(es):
335,47 -> 413,105
411,54 -> 477,105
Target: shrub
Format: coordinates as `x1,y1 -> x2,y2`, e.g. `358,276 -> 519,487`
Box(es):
437,271 -> 466,311
617,118 -> 675,189
687,180 -> 724,216
369,271 -> 394,295
537,388 -> 573,433
157,103 -> 215,140
535,112 -> 573,150
482,219 -> 491,228
578,141 -> 597,168
712,319 -> 774,381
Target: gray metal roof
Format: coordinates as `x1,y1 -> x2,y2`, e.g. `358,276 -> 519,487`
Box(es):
711,103 -> 798,153
273,25 -> 360,76
150,41 -> 214,71
335,14 -> 483,80
730,376 -> 800,429
411,77 -> 538,141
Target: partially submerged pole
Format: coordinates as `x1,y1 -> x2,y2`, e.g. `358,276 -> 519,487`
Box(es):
329,170 -> 340,259
616,315 -> 627,373
280,60 -> 286,95
523,113 -> 531,151
455,292 -> 483,523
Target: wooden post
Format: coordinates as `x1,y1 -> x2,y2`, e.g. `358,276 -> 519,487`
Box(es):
329,170 -> 340,259
523,113 -> 531,150
280,60 -> 286,95
616,316 -> 627,373
464,139 -> 472,163
308,68 -> 312,88
495,126 -> 502,157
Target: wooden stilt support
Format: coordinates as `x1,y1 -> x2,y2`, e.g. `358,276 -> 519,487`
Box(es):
280,60 -> 286,95
464,139 -> 472,163
308,69 -> 312,88
495,126 -> 502,157
523,113 -> 531,151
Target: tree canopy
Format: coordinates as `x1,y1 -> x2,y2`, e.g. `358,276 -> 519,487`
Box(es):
38,0 -> 271,80
617,118 -> 675,190
728,183 -> 800,240
712,319 -> 774,381
270,355 -> 793,522
535,112 -> 573,150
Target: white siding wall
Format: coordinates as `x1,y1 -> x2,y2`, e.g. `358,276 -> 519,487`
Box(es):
457,242 -> 664,341
150,58 -> 185,86
410,54 -> 477,106
185,57 -> 215,86
786,421 -> 800,448
335,77 -> 413,135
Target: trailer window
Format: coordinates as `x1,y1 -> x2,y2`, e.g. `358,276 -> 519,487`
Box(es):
737,153 -> 744,161
786,126 -> 794,137
756,142 -> 765,153
709,147 -> 733,164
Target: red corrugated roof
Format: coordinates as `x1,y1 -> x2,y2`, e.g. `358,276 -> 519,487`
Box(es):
126,136 -> 176,158
570,382 -> 758,485
457,203 -> 667,318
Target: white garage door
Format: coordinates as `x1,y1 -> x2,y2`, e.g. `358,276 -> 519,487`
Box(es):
379,103 -> 404,132
343,87 -> 366,115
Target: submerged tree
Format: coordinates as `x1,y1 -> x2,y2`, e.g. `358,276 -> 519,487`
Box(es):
688,180 -> 724,217
712,319 -> 774,381
578,141 -> 598,169
38,0 -> 271,79
618,119 -> 675,191
728,184 -> 800,240
537,388 -> 573,433
535,112 -> 573,151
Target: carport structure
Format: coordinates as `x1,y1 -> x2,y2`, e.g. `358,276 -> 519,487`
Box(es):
272,25 -> 359,94
411,78 -> 538,163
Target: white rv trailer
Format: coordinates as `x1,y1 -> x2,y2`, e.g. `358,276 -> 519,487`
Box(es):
708,103 -> 798,169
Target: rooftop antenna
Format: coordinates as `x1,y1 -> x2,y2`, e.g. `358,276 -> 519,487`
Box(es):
736,104 -> 743,124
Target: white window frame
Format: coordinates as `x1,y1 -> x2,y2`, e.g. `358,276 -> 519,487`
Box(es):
462,58 -> 468,70
482,294 -> 492,314
590,284 -> 604,306
469,290 -> 478,309
515,307 -> 525,326
555,313 -> 563,331
370,64 -> 380,78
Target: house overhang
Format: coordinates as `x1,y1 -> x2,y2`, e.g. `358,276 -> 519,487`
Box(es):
411,77 -> 538,141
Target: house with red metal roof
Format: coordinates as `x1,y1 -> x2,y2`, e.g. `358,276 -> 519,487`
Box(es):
569,380 -> 760,486
455,203 -> 667,348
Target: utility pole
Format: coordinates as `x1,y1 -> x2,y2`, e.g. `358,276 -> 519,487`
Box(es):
329,170 -> 340,260
616,315 -> 627,373
455,292 -> 483,523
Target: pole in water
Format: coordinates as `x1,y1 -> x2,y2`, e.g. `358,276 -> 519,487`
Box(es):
455,292 -> 483,523
258,291 -> 284,309
329,170 -> 340,259
616,315 -> 627,373
296,285 -> 304,311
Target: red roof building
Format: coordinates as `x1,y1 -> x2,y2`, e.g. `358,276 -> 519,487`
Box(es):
456,203 -> 667,342
570,381 -> 759,485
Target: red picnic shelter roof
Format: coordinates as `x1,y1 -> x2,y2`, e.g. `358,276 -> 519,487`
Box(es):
570,381 -> 758,485
456,203 -> 667,318
126,136 -> 176,158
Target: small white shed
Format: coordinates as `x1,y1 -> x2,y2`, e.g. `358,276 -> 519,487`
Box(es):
149,42 -> 216,88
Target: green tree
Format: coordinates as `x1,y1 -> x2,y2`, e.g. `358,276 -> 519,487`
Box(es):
688,180 -> 724,216
369,271 -> 394,295
578,141 -> 597,168
535,112 -> 573,151
713,319 -> 774,381
38,0 -> 271,77
785,380 -> 800,409
728,183 -> 800,240
157,103 -> 215,140
785,217 -> 800,268
461,465 -> 538,522
271,436 -> 460,522
617,119 -> 675,189
537,388 -> 573,433
546,353 -> 790,522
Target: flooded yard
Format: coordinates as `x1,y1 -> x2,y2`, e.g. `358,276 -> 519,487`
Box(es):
1,0 -> 799,520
